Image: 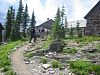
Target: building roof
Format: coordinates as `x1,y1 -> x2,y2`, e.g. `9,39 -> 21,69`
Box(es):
68,20 -> 86,28
84,1 -> 100,19
37,19 -> 54,30
0,23 -> 4,30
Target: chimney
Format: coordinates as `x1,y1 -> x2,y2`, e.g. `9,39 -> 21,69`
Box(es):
47,18 -> 49,20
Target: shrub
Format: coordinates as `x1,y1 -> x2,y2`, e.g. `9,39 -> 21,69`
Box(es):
69,60 -> 91,75
49,40 -> 64,52
63,47 -> 77,54
1,66 -> 10,72
24,52 -> 33,59
40,57 -> 48,64
5,70 -> 16,75
51,60 -> 61,68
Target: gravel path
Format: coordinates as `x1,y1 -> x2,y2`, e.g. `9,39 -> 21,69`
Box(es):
11,44 -> 33,75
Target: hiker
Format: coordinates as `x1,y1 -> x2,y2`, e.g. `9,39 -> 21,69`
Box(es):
29,27 -> 36,43
40,28 -> 45,39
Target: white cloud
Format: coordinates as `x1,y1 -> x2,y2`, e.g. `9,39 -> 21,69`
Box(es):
0,0 -> 99,25
70,0 -> 99,21
26,0 -> 69,25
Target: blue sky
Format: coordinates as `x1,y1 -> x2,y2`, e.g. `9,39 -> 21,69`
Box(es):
0,0 -> 99,25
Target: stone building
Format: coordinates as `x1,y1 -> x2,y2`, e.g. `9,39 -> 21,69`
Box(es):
0,23 -> 4,43
84,1 -> 100,36
37,19 -> 54,30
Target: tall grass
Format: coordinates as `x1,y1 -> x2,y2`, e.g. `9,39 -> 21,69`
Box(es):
69,60 -> 100,75
0,40 -> 25,74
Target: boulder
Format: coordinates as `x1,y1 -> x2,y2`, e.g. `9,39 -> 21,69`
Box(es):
42,64 -> 51,70
82,46 -> 97,53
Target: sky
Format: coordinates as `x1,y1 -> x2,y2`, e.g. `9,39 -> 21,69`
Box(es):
0,0 -> 99,25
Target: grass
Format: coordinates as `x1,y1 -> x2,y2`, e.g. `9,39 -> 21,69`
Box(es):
0,40 -> 25,74
42,35 -> 53,49
51,60 -> 62,69
69,60 -> 100,75
69,60 -> 91,75
96,44 -> 100,53
63,47 -> 77,54
91,64 -> 100,75
76,36 -> 100,45
24,51 -> 33,59
40,57 -> 48,64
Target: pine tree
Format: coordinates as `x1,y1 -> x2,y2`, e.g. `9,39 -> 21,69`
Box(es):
61,5 -> 65,27
76,21 -> 80,35
15,0 -> 24,39
64,17 -> 69,35
22,4 -> 30,37
51,8 -> 62,40
65,17 -> 68,28
76,21 -> 82,38
10,7 -> 16,41
5,6 -> 14,41
69,25 -> 74,36
30,9 -> 36,28
5,8 -> 11,41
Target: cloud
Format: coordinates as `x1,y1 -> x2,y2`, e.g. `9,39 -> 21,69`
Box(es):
0,0 -> 99,25
72,0 -> 99,21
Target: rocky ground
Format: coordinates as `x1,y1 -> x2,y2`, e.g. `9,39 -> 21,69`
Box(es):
10,38 -> 100,75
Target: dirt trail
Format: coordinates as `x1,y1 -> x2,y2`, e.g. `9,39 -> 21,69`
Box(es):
11,44 -> 33,75
11,39 -> 43,75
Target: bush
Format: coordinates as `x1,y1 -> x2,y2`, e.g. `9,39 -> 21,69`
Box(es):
51,60 -> 61,68
40,57 -> 48,64
63,47 -> 77,54
49,40 -> 64,52
1,66 -> 10,72
5,70 -> 16,75
24,52 -> 33,59
69,60 -> 91,75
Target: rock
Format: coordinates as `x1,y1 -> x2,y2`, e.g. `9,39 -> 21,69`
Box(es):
25,60 -> 30,64
42,64 -> 51,69
41,70 -> 46,73
93,56 -> 100,63
82,46 -> 97,53
49,70 -> 55,74
25,61 -> 30,64
48,68 -> 55,74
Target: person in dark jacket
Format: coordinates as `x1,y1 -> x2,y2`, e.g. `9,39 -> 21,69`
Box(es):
29,27 -> 36,43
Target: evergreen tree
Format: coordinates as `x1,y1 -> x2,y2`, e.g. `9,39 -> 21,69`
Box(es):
30,9 -> 36,28
22,4 -> 30,37
5,6 -> 14,41
65,17 -> 68,28
61,5 -> 65,27
64,17 -> 69,35
51,8 -> 62,40
15,0 -> 24,39
76,21 -> 82,38
60,5 -> 66,38
76,21 -> 80,35
5,8 -> 11,41
10,7 -> 16,41
69,25 -> 74,36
